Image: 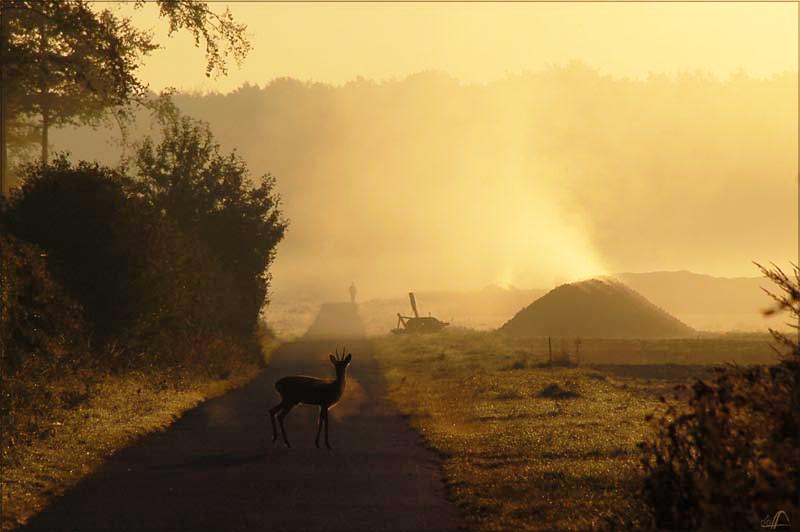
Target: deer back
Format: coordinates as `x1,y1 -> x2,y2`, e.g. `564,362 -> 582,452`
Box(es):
275,375 -> 341,406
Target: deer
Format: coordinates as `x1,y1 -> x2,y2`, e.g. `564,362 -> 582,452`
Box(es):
269,347 -> 352,449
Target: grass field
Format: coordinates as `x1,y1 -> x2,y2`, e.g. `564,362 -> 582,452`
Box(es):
373,329 -> 776,531
0,338 -> 279,531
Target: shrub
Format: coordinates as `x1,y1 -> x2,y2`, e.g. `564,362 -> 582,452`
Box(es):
134,114 -> 287,335
537,383 -> 580,399
3,157 -> 227,359
638,263 -> 800,530
0,231 -> 87,374
0,231 -> 89,452
5,157 -> 160,337
509,359 -> 527,370
1,114 -> 285,467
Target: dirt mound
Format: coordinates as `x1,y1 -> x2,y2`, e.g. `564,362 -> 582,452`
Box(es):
304,302 -> 367,338
500,278 -> 695,338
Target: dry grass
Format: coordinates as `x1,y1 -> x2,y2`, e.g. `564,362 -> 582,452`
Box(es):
0,341 -> 277,531
372,330 -> 753,531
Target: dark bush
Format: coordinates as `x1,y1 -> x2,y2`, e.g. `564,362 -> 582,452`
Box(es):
0,231 -> 87,375
0,231 -> 89,452
4,157 -> 244,346
537,383 -> 580,399
638,263 -> 800,530
5,157 -> 159,337
134,114 -> 287,334
1,117 -> 285,462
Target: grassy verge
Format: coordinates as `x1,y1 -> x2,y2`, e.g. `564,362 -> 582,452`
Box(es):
1,337 -> 279,532
373,329 -> 727,531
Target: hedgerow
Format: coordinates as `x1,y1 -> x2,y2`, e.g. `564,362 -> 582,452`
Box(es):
638,263 -> 799,530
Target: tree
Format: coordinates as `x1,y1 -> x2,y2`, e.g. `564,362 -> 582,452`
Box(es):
3,155 -> 232,346
8,2 -> 156,165
134,113 -> 287,333
0,0 -> 251,196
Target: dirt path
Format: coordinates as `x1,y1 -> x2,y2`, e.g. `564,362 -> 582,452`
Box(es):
18,339 -> 463,531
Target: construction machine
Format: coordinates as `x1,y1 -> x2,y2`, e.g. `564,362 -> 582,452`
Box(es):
391,292 -> 449,334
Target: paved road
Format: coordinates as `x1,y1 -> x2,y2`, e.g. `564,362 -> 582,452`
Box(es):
19,339 -> 463,531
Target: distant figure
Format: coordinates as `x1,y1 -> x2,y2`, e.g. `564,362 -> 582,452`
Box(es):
349,282 -> 357,304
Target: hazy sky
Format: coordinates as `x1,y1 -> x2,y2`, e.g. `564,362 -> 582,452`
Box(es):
66,2 -> 797,297
119,2 -> 797,91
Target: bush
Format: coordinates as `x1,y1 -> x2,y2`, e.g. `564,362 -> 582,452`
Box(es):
134,114 -> 287,334
638,264 -> 800,530
1,116 -> 285,463
0,231 -> 89,452
3,156 -> 235,355
5,157 -> 162,337
0,231 -> 87,374
537,383 -> 580,399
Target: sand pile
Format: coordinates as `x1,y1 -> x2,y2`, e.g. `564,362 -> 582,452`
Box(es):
500,278 -> 695,338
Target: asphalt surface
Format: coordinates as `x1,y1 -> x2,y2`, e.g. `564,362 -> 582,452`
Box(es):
19,339 -> 463,531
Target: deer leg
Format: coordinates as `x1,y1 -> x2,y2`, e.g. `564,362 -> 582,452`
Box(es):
315,406 -> 325,448
323,407 -> 332,450
269,401 -> 285,444
277,403 -> 295,448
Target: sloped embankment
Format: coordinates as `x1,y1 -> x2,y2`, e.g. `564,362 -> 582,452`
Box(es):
501,278 -> 695,338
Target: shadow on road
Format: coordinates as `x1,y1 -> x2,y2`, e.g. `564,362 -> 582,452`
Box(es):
17,326 -> 462,531
150,451 -> 270,472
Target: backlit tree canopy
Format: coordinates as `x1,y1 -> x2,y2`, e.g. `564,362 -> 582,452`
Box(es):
0,0 -> 250,191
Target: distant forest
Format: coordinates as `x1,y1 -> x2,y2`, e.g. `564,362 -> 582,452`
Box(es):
43,65 -> 798,296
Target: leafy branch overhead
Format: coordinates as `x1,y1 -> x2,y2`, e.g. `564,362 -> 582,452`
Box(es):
143,0 -> 252,78
1,0 -> 251,173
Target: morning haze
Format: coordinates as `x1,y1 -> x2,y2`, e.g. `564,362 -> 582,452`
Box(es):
4,2 -> 798,531
52,68 -> 798,302
45,3 -> 796,306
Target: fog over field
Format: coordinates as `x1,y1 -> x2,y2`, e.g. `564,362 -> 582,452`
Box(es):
49,67 -> 797,307
4,2 -> 798,530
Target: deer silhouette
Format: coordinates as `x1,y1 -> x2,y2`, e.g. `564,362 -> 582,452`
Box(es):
269,348 -> 352,449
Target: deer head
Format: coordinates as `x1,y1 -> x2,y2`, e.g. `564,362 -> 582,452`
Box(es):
329,347 -> 352,375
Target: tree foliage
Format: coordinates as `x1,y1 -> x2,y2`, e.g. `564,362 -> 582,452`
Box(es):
4,111 -> 287,340
143,1 -> 251,78
134,113 -> 287,333
0,229 -> 90,454
3,156 -> 238,348
1,0 -> 250,172
0,145 -> 276,457
4,1 -> 156,125
0,230 -> 87,374
4,157 -> 169,337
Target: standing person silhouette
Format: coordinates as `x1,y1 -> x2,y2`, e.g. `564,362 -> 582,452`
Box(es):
349,282 -> 357,304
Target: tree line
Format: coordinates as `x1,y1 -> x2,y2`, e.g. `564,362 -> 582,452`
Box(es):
1,0 -> 250,194
0,1 -> 287,457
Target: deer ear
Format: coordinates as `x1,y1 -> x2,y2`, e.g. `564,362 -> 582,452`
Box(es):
345,354 -> 352,363
329,354 -> 337,364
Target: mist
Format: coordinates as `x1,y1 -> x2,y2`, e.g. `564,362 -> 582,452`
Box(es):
49,64 -> 798,302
